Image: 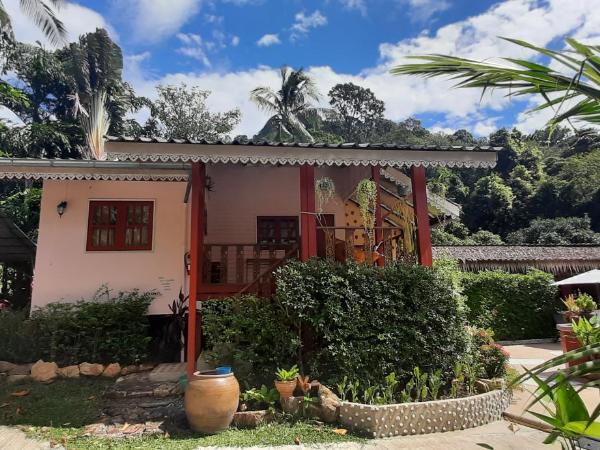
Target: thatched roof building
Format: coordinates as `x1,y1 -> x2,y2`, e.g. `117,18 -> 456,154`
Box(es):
432,245 -> 600,277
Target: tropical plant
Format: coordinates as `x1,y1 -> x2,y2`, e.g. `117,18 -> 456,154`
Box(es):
275,365 -> 300,382
0,0 -> 66,46
315,177 -> 335,214
575,293 -> 597,312
392,37 -> 600,129
572,317 -> 600,346
80,90 -> 109,160
240,385 -> 279,411
356,178 -> 377,249
251,66 -> 319,142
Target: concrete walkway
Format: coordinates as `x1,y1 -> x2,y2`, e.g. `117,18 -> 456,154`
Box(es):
0,426 -> 62,450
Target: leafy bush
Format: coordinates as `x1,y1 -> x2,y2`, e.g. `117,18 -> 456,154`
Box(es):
0,289 -> 155,365
201,295 -> 300,388
462,269 -> 559,340
203,260 -> 470,388
0,309 -> 40,363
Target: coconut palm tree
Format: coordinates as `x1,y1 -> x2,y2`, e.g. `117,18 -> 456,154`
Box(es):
391,37 -> 600,129
250,66 -> 320,142
0,0 -> 66,46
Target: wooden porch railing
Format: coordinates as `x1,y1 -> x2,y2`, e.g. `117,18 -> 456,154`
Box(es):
199,243 -> 299,298
316,226 -> 416,264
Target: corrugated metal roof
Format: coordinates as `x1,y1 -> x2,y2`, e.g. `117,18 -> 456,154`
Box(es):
106,135 -> 502,152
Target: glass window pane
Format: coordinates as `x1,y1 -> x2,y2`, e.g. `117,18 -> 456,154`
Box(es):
125,228 -> 132,246
133,227 -> 141,245
100,229 -> 108,246
127,206 -> 134,224
109,207 -> 118,225
141,226 -> 148,245
135,206 -> 142,224
92,228 -> 100,246
142,206 -> 150,224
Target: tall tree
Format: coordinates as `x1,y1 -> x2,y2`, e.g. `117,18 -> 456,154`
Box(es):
149,84 -> 241,141
251,66 -> 319,142
328,82 -> 384,142
0,0 -> 66,46
392,37 -> 600,129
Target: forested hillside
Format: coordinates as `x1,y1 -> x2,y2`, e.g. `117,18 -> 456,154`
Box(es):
1,31 -> 599,245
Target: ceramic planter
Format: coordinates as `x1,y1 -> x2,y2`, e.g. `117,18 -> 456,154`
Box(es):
339,390 -> 511,439
275,380 -> 297,399
185,370 -> 240,434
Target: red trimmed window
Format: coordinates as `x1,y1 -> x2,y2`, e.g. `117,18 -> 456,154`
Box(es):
87,201 -> 154,251
257,216 -> 299,246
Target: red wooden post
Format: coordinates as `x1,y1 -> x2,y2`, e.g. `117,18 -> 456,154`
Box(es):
371,165 -> 384,267
300,164 -> 317,261
187,162 -> 205,378
410,165 -> 433,267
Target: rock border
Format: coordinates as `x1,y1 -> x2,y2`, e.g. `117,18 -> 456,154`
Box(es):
339,389 -> 511,438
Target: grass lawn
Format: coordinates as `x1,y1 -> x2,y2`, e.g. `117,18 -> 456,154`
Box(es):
0,379 -> 363,449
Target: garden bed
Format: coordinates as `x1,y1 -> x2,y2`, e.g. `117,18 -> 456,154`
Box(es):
339,389 -> 511,438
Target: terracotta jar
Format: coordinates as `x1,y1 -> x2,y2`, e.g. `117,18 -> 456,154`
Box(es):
185,370 -> 240,434
275,380 -> 297,399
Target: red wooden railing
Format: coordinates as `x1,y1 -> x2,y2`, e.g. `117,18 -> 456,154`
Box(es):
316,226 -> 416,264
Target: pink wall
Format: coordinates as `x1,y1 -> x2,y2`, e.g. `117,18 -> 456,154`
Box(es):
32,180 -> 188,314
32,165 -> 369,313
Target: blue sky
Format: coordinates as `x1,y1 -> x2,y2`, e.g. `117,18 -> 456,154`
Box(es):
4,0 -> 600,137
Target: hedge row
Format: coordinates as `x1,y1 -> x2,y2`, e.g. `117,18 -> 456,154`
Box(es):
461,269 -> 559,340
0,290 -> 154,365
202,260 -> 470,388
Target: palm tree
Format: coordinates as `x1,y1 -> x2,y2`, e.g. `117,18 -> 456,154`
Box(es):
0,0 -> 66,46
391,38 -> 600,129
250,66 -> 320,142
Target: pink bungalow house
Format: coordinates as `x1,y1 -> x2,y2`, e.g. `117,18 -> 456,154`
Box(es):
0,138 -> 498,375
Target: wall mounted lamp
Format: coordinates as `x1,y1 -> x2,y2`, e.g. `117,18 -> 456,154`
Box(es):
56,201 -> 68,218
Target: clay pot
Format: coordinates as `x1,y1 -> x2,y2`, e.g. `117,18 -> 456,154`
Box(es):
275,380 -> 297,399
185,370 -> 240,434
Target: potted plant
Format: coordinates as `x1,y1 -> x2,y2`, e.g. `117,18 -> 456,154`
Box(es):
234,385 -> 279,427
562,293 -> 597,321
274,365 -> 299,399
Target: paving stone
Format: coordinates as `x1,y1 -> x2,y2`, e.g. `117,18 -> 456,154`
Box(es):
148,363 -> 185,383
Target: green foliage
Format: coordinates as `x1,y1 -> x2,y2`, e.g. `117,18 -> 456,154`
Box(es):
574,293 -> 597,312
0,309 -> 39,363
275,365 -> 300,382
201,295 -> 300,388
240,385 -> 280,411
572,317 -> 600,346
462,270 -> 559,340
478,344 -> 510,379
507,216 -> 600,244
0,187 -> 41,240
275,259 -> 470,385
149,84 -> 241,141
462,174 -> 515,236
328,82 -> 385,142
0,289 -> 154,365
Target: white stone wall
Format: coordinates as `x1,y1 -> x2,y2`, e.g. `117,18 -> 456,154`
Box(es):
339,390 -> 511,438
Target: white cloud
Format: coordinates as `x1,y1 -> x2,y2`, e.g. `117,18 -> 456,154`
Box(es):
291,10 -> 327,40
338,0 -> 367,15
231,35 -> 240,46
176,33 -> 211,67
124,0 -> 600,138
402,0 -> 450,22
3,0 -> 114,47
256,33 -> 280,47
117,0 -> 202,43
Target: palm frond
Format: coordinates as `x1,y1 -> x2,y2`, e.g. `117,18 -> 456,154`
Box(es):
391,37 -> 600,128
80,91 -> 110,160
19,0 -> 66,46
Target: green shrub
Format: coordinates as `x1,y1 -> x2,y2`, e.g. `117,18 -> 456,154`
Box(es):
462,269 -> 559,340
0,289 -> 155,365
202,260 -> 470,387
201,295 -> 300,388
29,289 -> 155,365
0,309 -> 40,363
